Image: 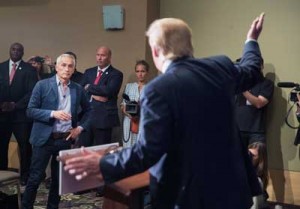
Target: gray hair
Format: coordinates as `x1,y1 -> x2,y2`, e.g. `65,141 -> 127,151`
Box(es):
56,54 -> 76,66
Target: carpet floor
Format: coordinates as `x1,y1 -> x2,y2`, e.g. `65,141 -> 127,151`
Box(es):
1,181 -> 103,209
1,181 -> 300,209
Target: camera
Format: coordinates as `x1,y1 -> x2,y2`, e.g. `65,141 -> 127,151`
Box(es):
278,82 -> 300,129
277,82 -> 300,102
123,93 -> 140,116
125,102 -> 139,115
290,91 -> 299,103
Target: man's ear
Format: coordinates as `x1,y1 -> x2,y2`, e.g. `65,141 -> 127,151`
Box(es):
152,45 -> 160,58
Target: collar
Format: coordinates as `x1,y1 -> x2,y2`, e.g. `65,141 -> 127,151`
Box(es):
55,75 -> 71,86
162,59 -> 172,74
97,64 -> 110,73
9,59 -> 21,68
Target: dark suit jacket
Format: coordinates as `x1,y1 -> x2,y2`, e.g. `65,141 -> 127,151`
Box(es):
71,70 -> 83,84
27,75 -> 91,146
81,65 -> 123,129
100,41 -> 263,209
0,60 -> 38,123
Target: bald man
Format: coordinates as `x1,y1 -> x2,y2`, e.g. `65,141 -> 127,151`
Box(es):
79,46 -> 123,147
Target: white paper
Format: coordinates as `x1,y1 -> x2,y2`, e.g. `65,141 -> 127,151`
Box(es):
59,143 -> 119,195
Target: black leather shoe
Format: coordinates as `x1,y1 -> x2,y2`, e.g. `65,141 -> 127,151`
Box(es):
20,180 -> 27,186
95,190 -> 104,197
20,175 -> 28,186
95,186 -> 104,197
73,189 -> 91,195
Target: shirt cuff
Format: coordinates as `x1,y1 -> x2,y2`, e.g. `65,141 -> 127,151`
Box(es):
245,38 -> 257,44
77,126 -> 84,131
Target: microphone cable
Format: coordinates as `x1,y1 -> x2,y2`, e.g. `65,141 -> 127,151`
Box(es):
284,101 -> 300,129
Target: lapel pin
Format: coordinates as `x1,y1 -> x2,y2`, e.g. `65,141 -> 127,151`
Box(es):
105,72 -> 108,75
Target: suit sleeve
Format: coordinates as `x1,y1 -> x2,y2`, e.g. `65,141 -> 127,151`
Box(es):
233,41 -> 264,93
100,85 -> 173,183
27,81 -> 53,122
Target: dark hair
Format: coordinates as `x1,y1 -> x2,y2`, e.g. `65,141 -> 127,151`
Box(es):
135,60 -> 149,72
64,51 -> 77,60
33,56 -> 44,64
248,142 -> 269,189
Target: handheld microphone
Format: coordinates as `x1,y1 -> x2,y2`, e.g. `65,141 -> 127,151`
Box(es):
277,82 -> 299,88
122,93 -> 130,102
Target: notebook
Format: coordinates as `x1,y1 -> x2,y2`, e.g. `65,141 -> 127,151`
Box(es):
58,143 -> 119,195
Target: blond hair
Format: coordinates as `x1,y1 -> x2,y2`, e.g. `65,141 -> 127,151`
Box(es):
146,18 -> 194,60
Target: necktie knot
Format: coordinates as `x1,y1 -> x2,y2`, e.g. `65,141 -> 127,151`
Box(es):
97,70 -> 103,76
94,70 -> 103,85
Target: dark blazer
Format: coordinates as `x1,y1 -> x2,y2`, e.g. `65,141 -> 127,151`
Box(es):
70,70 -> 83,84
100,41 -> 263,209
0,60 -> 38,122
27,75 -> 91,146
81,65 -> 123,128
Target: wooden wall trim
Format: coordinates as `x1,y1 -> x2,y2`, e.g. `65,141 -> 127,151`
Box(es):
8,140 -> 19,169
267,169 -> 300,205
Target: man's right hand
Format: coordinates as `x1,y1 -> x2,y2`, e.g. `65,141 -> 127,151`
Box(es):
91,95 -> 108,102
63,147 -> 103,181
247,13 -> 265,41
1,102 -> 16,112
52,110 -> 72,121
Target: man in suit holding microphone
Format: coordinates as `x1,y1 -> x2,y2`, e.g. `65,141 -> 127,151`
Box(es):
64,13 -> 265,209
22,53 -> 91,209
0,42 -> 38,186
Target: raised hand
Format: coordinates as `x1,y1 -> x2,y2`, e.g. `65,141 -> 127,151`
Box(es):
247,13 -> 265,41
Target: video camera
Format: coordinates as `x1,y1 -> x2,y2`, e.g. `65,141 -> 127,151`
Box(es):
122,93 -> 140,116
277,82 -> 300,102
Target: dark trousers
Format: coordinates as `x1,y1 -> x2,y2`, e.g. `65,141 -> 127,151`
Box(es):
0,122 -> 32,182
22,137 -> 71,209
76,126 -> 112,147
